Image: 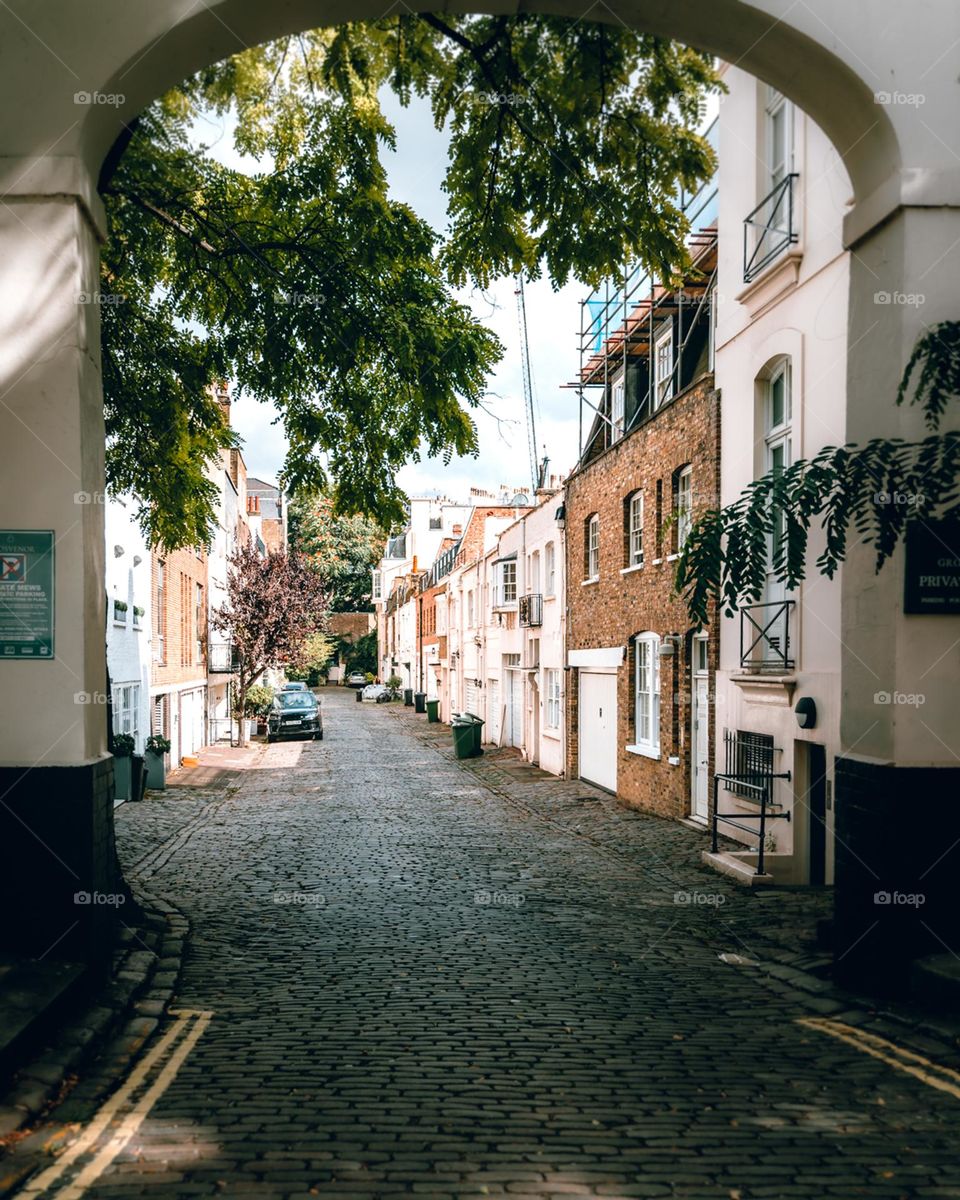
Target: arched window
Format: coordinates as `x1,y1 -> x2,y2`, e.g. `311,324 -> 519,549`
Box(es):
583,513 -> 599,580
623,491 -> 644,567
632,632 -> 661,757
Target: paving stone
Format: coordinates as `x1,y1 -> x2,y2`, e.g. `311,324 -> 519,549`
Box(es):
4,689 -> 960,1199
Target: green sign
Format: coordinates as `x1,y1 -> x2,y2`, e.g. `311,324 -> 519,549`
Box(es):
0,530 -> 54,659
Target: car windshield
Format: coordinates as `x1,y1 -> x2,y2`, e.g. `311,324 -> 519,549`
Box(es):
276,692 -> 316,710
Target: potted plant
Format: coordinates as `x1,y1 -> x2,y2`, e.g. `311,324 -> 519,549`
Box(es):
133,604 -> 145,629
144,734 -> 170,790
243,684 -> 275,737
113,598 -> 128,625
112,732 -> 136,800
387,673 -> 403,701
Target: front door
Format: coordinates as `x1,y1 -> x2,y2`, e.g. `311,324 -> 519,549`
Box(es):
578,671 -> 617,792
507,671 -> 523,748
691,675 -> 710,820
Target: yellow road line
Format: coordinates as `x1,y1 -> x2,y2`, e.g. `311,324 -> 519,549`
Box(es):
797,1016 -> 960,1101
14,1008 -> 213,1200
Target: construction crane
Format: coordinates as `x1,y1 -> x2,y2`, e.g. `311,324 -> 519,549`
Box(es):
514,274 -> 540,495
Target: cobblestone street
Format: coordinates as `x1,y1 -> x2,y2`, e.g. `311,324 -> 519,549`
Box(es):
17,688 -> 960,1198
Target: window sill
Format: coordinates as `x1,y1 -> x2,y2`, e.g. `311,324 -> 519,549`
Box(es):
620,563 -> 644,576
626,743 -> 661,760
543,593 -> 557,601
542,727 -> 561,741
650,558 -> 663,566
581,577 -> 600,588
113,620 -> 127,628
666,553 -> 680,562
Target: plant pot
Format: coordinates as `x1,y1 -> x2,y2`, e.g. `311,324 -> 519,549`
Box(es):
113,755 -> 132,801
144,749 -> 166,790
130,754 -> 145,801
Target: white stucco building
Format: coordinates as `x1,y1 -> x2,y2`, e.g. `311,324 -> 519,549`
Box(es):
708,64 -> 851,885
104,496 -> 152,764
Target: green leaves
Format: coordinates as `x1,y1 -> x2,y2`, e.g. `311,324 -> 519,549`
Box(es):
100,18 -> 720,546
675,414 -> 960,627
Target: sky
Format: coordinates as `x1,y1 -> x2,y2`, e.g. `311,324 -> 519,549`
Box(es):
194,90 -> 586,501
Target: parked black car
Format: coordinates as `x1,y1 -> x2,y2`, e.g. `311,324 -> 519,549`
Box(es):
267,690 -> 323,742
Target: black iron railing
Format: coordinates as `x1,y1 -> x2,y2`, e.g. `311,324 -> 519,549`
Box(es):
208,641 -> 238,672
713,730 -> 791,875
519,593 -> 543,628
740,599 -> 795,671
743,173 -> 799,283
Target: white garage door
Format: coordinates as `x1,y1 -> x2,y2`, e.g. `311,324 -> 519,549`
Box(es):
578,671 -> 617,792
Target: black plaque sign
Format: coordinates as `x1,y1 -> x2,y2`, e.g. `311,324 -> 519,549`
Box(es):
904,519 -> 960,614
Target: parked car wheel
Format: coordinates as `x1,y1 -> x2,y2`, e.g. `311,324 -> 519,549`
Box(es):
267,734 -> 276,744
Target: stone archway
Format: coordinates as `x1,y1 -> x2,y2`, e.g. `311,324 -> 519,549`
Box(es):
1,0 -> 958,962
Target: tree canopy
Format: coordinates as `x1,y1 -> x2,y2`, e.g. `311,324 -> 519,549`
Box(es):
98,19 -> 720,547
675,323 -> 960,625
288,493 -> 385,611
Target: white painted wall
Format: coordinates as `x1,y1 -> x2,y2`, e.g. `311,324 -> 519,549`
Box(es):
104,496 -> 152,755
713,66 -> 850,882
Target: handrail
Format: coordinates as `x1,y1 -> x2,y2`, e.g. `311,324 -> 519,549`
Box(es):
740,599 -> 795,671
711,770 -> 792,876
743,173 -> 799,283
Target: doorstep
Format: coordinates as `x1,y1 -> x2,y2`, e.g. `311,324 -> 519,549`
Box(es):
701,849 -> 775,887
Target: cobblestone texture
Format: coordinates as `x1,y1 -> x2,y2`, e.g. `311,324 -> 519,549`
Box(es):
9,689 -> 960,1199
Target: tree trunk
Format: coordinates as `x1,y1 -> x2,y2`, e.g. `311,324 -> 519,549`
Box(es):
236,669 -> 248,748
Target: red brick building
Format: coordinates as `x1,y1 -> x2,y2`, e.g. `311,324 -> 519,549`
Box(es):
565,231 -> 720,824
150,546 -> 209,766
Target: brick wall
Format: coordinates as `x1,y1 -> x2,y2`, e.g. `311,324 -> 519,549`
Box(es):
328,612 -> 375,643
456,507 -> 527,570
564,373 -> 720,820
151,546 -> 208,687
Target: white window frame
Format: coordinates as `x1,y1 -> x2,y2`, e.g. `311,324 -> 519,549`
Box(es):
676,466 -> 693,549
494,560 -> 517,608
631,633 -> 660,758
467,589 -> 475,629
765,85 -> 791,193
654,323 -> 674,409
544,541 -> 556,597
586,514 -> 599,580
545,668 -> 561,730
764,359 -> 793,597
628,492 -> 644,566
611,378 -> 625,444
372,571 -> 382,601
530,550 -> 540,596
195,582 -> 204,664
113,682 -> 142,752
